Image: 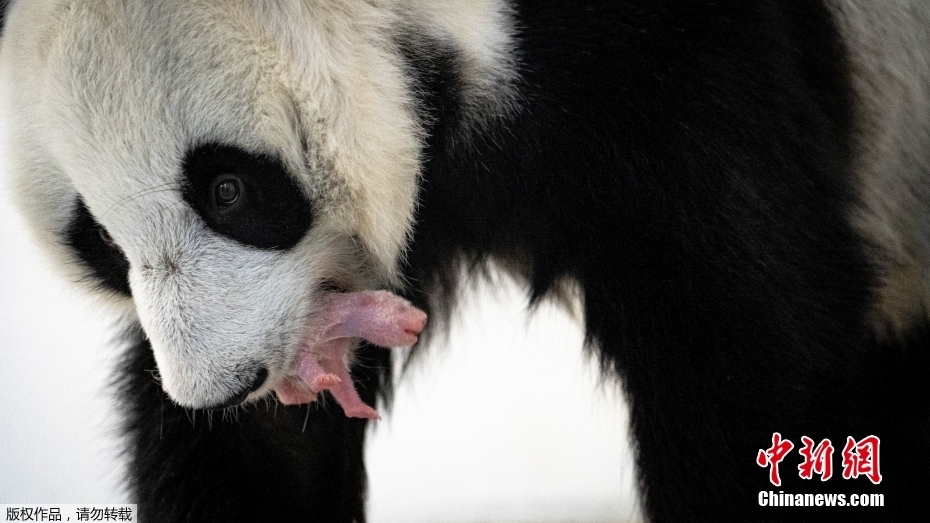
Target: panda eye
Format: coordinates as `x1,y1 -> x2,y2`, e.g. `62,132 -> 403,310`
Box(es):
99,228 -> 115,246
66,199 -> 132,297
213,176 -> 241,206
183,143 -> 314,250
99,227 -> 125,255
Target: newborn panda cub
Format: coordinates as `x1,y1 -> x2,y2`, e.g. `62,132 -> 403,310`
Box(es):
277,291 -> 427,419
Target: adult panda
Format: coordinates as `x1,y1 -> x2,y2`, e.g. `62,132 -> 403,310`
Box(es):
1,0 -> 928,521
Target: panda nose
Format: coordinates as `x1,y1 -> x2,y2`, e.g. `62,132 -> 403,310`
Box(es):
207,367 -> 268,409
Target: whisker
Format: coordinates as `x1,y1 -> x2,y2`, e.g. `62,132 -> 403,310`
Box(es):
99,182 -> 182,220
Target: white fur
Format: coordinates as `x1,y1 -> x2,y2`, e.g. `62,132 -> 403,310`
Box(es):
400,0 -> 520,134
0,0 -> 516,407
829,0 -> 930,339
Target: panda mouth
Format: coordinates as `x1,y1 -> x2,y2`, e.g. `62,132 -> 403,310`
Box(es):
272,290 -> 427,419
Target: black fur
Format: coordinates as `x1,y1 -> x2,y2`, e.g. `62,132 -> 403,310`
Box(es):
182,143 -> 314,250
401,0 -> 923,520
0,0 -> 9,35
118,325 -> 390,522
74,0 -> 930,521
65,198 -> 132,297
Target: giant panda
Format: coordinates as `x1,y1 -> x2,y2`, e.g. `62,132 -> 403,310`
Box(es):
1,0 -> 929,521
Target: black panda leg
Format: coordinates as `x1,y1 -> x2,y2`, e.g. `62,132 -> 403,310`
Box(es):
580,263 -> 900,522
118,326 -> 388,523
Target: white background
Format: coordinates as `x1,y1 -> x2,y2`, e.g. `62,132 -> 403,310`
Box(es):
0,143 -> 642,522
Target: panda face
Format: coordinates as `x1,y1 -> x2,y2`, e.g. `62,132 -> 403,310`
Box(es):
0,0 -> 423,408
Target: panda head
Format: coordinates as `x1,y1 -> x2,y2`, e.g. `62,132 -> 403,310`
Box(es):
0,0 -> 423,408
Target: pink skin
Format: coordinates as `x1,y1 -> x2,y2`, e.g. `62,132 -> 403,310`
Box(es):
274,291 -> 427,419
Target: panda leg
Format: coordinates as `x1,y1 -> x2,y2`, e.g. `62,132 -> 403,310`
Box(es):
580,271 -> 898,521
119,326 -> 385,523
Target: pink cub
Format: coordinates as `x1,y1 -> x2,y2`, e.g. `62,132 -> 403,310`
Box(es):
275,291 -> 427,419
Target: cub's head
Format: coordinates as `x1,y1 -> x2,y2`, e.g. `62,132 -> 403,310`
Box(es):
0,0 -> 423,409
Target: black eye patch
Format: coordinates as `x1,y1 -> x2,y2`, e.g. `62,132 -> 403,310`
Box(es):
65,198 -> 132,297
182,144 -> 314,250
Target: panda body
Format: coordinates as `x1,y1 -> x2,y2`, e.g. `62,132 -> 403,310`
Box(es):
1,0 -> 929,521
